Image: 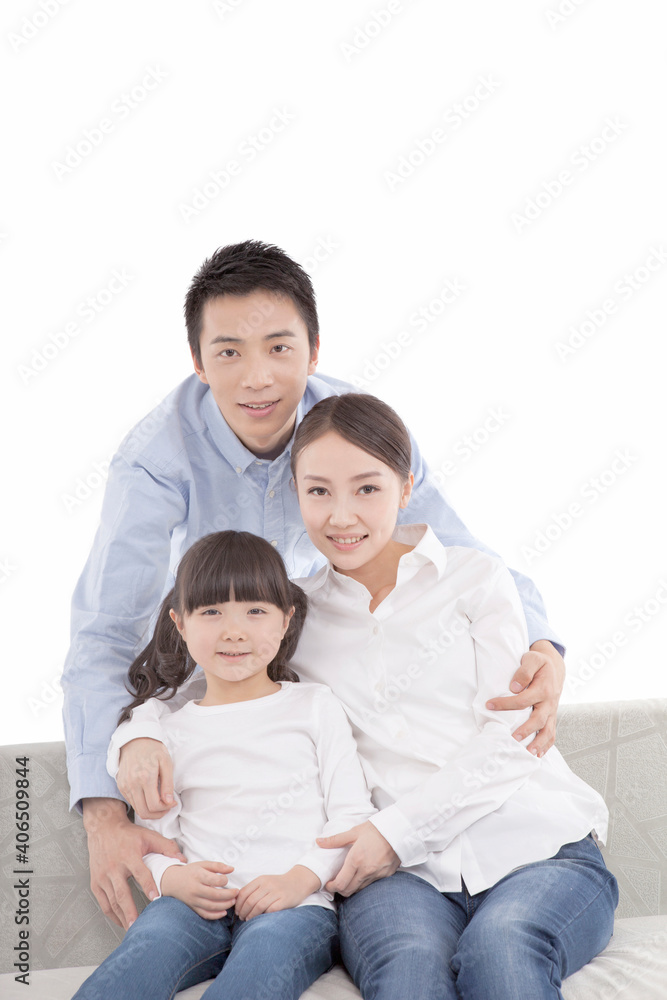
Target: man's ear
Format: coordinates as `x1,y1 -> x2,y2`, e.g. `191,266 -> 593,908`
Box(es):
191,349 -> 208,385
307,337 -> 320,376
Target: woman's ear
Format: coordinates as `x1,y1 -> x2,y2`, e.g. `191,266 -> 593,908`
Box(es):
399,472 -> 414,509
283,606 -> 296,633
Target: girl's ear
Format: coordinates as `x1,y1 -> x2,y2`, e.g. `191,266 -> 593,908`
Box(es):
283,606 -> 295,632
169,608 -> 184,633
399,472 -> 414,509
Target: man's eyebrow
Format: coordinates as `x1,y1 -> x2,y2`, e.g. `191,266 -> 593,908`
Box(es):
206,330 -> 298,346
302,472 -> 383,482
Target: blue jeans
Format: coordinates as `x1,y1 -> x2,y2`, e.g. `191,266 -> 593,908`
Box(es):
72,897 -> 338,1000
338,834 -> 618,1000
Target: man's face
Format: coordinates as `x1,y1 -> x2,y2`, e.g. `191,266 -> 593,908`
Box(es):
194,291 -> 319,459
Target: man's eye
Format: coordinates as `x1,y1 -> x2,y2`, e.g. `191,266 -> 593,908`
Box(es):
271,344 -> 290,354
220,349 -> 238,358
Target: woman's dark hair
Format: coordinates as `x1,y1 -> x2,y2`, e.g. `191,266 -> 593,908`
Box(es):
184,240 -> 319,366
119,531 -> 306,723
290,393 -> 412,483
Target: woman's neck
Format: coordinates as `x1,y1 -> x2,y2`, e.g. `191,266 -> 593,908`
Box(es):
336,538 -> 414,612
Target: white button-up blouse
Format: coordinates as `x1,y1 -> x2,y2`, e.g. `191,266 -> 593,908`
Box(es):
290,524 -> 608,894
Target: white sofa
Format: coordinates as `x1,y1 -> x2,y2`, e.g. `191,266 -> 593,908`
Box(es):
1,698 -> 666,999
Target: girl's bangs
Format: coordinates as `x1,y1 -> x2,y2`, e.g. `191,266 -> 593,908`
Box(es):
179,532 -> 290,613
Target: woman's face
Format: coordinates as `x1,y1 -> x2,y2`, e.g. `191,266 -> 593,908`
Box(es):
294,430 -> 412,575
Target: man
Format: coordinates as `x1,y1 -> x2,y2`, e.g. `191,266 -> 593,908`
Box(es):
62,240 -> 565,930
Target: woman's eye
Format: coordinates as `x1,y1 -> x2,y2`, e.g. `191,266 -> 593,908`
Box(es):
307,487 -> 328,496
358,485 -> 379,495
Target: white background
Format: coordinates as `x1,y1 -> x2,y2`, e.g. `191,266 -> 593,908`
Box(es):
2,0 -> 666,746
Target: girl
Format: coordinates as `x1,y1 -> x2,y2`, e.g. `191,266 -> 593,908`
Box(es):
74,530 -> 375,1000
113,394 -> 619,1000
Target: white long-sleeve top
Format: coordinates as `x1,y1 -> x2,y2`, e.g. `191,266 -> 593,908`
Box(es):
115,681 -> 376,910
109,526 -> 608,896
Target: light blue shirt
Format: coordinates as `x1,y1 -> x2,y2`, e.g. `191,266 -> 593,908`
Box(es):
62,372 -> 562,810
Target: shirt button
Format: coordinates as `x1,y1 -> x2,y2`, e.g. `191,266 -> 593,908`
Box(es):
235,466 -> 242,474
269,490 -> 275,498
271,540 -> 278,547
372,625 -> 379,635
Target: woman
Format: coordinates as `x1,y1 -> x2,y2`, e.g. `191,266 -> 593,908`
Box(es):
112,393 -> 618,999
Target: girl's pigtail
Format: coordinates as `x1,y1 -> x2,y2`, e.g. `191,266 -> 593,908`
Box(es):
268,582 -> 308,684
118,590 -> 195,724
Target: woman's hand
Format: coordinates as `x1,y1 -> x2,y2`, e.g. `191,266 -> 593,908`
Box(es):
161,861 -> 238,920
317,821 -> 400,897
486,640 -> 565,757
117,737 -> 176,819
82,797 -> 186,929
234,866 -> 321,921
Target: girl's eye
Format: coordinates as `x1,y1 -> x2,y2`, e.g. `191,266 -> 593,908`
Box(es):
306,487 -> 329,496
201,608 -> 220,616
358,485 -> 379,495
248,607 -> 266,615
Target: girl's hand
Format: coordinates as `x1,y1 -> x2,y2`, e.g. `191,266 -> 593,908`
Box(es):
235,865 -> 321,921
317,821 -> 400,897
117,738 -> 176,820
160,861 -> 238,920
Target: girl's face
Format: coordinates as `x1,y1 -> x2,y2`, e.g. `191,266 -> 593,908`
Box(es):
170,600 -> 292,691
294,430 -> 413,576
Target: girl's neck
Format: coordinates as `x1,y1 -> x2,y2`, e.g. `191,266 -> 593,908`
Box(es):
198,673 -> 281,707
335,538 -> 414,612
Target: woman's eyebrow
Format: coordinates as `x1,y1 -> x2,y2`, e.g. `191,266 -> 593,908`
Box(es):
302,471 -> 383,482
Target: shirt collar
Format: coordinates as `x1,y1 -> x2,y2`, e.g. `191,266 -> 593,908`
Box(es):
203,389 -> 304,473
301,523 -> 449,597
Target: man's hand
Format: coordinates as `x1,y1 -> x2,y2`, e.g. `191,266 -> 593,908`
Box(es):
82,797 -> 186,930
234,866 -> 321,921
117,738 -> 175,820
316,821 -> 400,897
486,640 -> 565,757
160,861 -> 238,920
